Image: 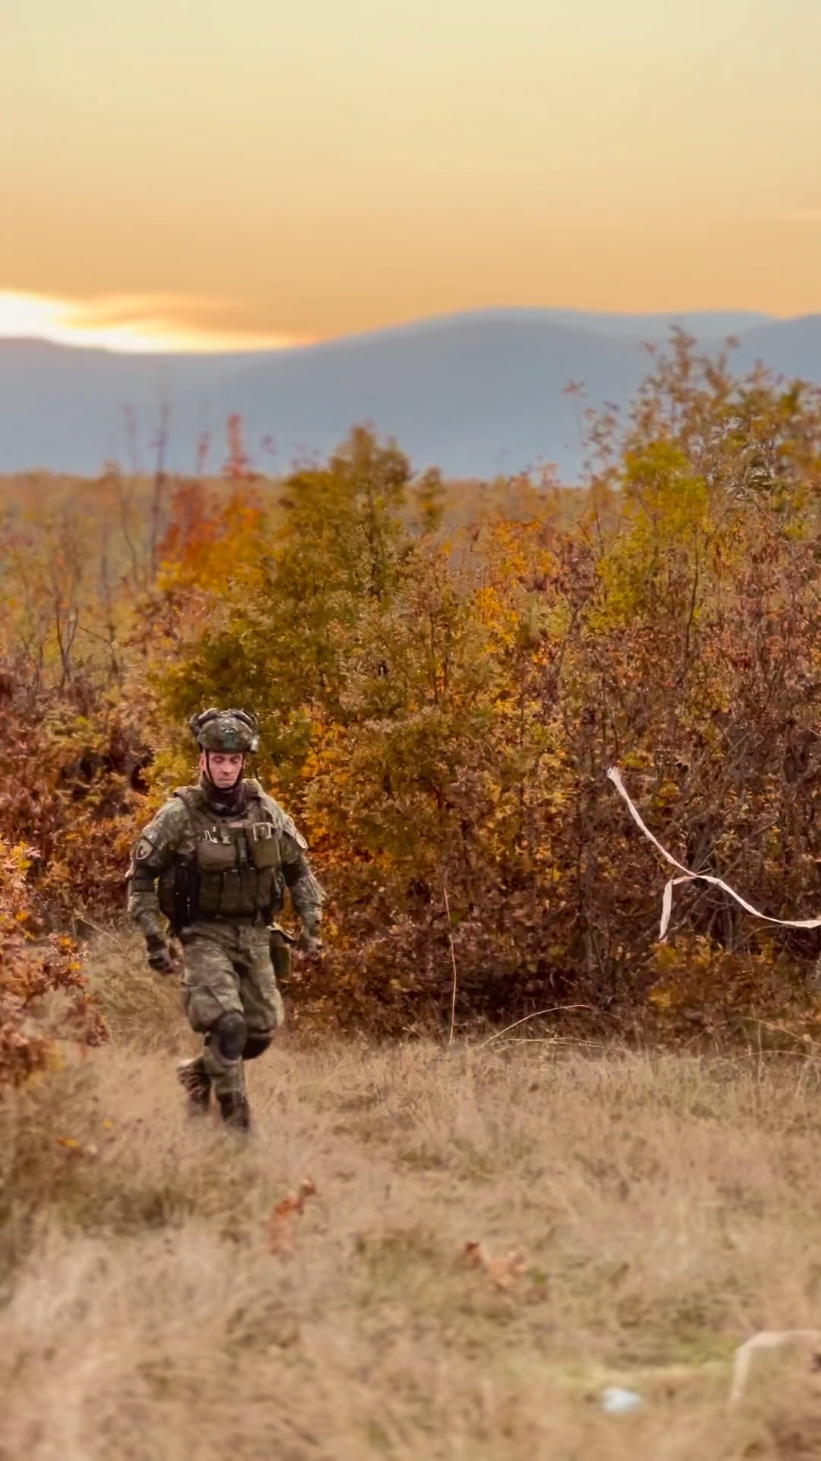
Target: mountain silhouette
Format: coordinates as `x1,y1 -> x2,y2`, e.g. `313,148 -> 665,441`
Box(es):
1,308 -> 818,481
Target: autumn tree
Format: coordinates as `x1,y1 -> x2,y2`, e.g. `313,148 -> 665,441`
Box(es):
152,426 -> 430,789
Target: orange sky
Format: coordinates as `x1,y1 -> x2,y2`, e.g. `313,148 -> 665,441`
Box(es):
3,0 -> 821,350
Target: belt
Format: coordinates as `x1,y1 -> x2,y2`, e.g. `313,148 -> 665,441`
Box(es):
201,912 -> 269,926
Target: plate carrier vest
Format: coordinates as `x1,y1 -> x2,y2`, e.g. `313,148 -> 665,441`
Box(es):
157,784 -> 283,928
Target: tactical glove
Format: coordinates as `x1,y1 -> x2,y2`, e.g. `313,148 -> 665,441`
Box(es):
145,934 -> 177,975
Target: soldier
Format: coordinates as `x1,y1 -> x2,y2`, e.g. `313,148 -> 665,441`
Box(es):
126,707 -> 324,1130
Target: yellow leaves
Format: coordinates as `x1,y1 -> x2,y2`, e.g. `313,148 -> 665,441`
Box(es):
654,781 -> 681,809
4,844 -> 35,878
473,584 -> 518,649
57,1136 -> 98,1158
623,439 -> 708,521
622,749 -> 653,772
647,987 -> 674,1011
651,943 -> 678,972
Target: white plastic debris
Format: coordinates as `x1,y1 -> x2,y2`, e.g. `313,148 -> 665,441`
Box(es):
600,1386 -> 642,1414
729,1330 -> 821,1407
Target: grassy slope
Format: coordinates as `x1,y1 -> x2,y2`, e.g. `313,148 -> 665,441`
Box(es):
2,929 -> 821,1458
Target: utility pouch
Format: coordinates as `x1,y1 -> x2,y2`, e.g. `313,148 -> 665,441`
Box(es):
196,839 -> 237,871
269,925 -> 297,982
248,821 -> 281,870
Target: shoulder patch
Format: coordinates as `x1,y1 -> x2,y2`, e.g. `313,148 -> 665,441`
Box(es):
135,837 -> 155,860
138,797 -> 190,849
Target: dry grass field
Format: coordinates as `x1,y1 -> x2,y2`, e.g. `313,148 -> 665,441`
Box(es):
3,929 -> 821,1459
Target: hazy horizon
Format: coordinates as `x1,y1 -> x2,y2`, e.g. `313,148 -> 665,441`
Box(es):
0,301 -> 806,358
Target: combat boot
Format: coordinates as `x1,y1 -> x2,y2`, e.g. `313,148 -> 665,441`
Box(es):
177,1056 -> 211,1113
218,1092 -> 251,1131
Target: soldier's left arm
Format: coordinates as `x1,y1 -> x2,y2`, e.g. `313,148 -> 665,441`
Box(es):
279,822 -> 325,941
126,800 -> 186,945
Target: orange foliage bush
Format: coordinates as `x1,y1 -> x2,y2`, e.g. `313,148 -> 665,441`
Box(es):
0,670 -> 149,1080
0,673 -> 149,923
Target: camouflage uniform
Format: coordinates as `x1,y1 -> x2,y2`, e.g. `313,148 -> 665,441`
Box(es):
126,709 -> 323,1129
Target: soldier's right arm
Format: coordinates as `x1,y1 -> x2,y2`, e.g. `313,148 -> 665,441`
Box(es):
126,799 -> 188,944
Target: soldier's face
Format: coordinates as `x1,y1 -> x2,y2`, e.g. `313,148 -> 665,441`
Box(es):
201,751 -> 245,789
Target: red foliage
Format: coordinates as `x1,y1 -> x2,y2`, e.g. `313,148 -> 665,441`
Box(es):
223,413 -> 258,482
0,840 -> 107,1086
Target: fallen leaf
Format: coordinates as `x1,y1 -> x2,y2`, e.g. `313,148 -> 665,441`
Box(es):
488,1249 -> 528,1290
461,1240 -> 528,1290
268,1177 -> 318,1255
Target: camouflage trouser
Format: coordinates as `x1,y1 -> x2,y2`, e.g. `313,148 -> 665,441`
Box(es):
179,921 -> 284,1100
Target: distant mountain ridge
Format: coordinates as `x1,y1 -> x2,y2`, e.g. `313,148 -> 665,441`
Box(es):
1,307 -> 819,482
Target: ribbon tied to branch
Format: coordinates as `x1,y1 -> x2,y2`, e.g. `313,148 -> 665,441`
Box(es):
606,766 -> 821,940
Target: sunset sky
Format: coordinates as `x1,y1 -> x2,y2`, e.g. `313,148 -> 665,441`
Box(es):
3,0 -> 821,350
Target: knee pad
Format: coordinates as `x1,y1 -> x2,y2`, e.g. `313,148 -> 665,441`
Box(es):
243,1030 -> 274,1062
211,1011 -> 247,1063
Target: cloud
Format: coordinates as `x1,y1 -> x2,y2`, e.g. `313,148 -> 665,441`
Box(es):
0,292 -> 312,353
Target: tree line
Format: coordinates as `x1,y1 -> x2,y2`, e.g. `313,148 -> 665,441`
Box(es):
3,331 -> 821,1080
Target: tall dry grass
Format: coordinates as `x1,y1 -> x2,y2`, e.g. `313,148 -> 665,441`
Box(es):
2,930 -> 821,1458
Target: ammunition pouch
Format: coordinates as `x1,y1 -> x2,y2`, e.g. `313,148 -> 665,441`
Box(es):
248,821 -> 280,869
157,855 -> 198,936
270,925 -> 297,982
195,840 -> 236,872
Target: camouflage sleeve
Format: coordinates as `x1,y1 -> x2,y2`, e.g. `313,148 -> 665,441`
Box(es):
126,799 -> 187,942
279,822 -> 325,935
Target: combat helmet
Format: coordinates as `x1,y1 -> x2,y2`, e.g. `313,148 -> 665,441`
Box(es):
189,707 -> 260,753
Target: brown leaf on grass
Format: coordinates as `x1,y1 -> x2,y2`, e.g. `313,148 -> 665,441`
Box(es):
461,1240 -> 528,1290
268,1177 -> 318,1255
486,1247 -> 528,1290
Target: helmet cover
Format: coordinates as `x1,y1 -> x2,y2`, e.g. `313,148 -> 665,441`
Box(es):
189,707 -> 260,754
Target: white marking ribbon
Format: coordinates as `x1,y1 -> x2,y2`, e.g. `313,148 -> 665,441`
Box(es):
606,766 -> 821,940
